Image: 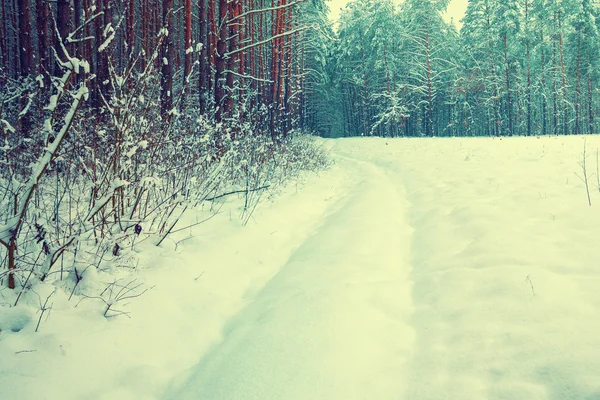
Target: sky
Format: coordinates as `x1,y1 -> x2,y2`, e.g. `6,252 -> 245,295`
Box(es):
328,0 -> 469,29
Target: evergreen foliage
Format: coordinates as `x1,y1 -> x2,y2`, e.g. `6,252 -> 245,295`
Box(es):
308,0 -> 600,137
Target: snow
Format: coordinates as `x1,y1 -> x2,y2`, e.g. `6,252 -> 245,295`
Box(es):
18,94 -> 34,117
164,151 -> 415,400
0,307 -> 31,333
1,119 -> 15,133
0,216 -> 18,244
35,74 -> 44,88
3,136 -> 600,400
99,25 -> 116,53
44,95 -> 58,111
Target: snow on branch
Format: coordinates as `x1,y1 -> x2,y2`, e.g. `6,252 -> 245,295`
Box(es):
225,26 -> 310,58
228,0 -> 308,23
14,83 -> 89,236
223,70 -> 274,83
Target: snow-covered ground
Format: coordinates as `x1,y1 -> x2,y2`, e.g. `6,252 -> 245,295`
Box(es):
2,136 -> 600,400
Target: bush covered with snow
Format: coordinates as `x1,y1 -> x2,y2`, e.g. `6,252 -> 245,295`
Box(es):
0,35 -> 328,328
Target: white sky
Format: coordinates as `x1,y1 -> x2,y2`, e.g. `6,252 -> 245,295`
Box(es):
328,0 -> 469,29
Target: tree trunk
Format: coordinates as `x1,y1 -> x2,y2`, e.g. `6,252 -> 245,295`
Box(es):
425,20 -> 434,137
214,0 -> 227,121
16,0 -> 33,76
183,0 -> 192,97
558,11 -> 568,134
485,5 -> 499,136
0,0 -> 6,77
575,33 -> 582,134
503,32 -> 514,136
57,0 -> 70,63
552,15 -> 559,135
588,72 -> 594,134
35,0 -> 48,74
540,21 -> 547,135
225,0 -> 239,120
161,0 -> 174,115
198,0 -> 208,113
127,0 -> 135,53
525,0 -> 531,137
7,238 -> 16,289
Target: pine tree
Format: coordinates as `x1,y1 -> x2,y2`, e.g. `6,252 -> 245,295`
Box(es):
570,0 -> 599,134
494,0 -> 520,136
400,0 -> 450,137
461,0 -> 501,136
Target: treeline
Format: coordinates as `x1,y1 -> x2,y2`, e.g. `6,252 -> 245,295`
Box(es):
312,0 -> 600,137
0,1 -> 332,291
0,0 -> 332,137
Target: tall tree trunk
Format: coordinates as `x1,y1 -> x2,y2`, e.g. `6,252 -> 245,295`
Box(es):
16,0 -> 33,76
552,14 -> 559,135
525,0 -> 531,137
10,0 -> 19,78
57,0 -> 70,64
16,0 -> 33,138
587,72 -> 594,134
360,48 -> 369,136
425,19 -> 434,137
485,5 -> 499,136
503,32 -> 514,136
258,0 -> 266,108
236,0 -> 245,115
35,0 -> 48,74
0,0 -> 7,79
214,0 -> 227,121
100,0 -> 111,103
161,0 -> 174,115
183,0 -> 192,96
558,11 -> 568,134
127,0 -> 135,53
575,33 -> 582,134
225,0 -> 238,120
540,20 -> 547,135
283,5 -> 293,134
198,0 -> 208,113
270,0 -> 286,138
141,0 -> 147,68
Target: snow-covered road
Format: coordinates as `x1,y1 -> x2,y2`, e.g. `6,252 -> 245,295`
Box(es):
165,152 -> 416,400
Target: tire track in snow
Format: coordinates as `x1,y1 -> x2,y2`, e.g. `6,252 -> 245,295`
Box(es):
164,153 -> 416,400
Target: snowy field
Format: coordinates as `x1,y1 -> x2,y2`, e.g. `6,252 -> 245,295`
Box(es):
2,135 -> 600,400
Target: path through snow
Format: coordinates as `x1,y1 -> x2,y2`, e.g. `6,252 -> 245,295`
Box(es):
4,137 -> 600,400
165,152 -> 416,399
166,137 -> 600,400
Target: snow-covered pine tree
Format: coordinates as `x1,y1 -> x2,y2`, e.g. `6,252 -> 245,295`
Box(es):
400,0 -> 451,137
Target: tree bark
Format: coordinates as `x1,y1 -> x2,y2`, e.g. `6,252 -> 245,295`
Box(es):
127,0 -> 135,53
214,0 -> 228,121
0,0 -> 6,77
161,0 -> 174,115
16,0 -> 33,76
198,0 -> 208,113
503,32 -> 514,136
182,0 -> 192,101
35,0 -> 48,74
558,11 -> 568,134
525,0 -> 531,137
57,0 -> 70,63
225,0 -> 238,119
575,33 -> 582,134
